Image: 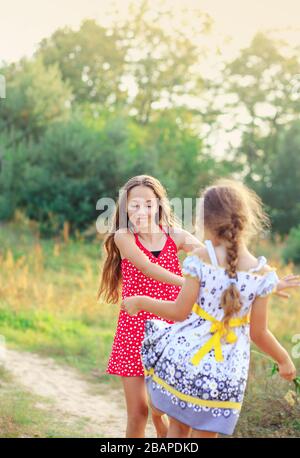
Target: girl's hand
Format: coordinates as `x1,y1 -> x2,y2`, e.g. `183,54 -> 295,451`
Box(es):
278,357 -> 297,382
121,296 -> 142,316
276,274 -> 300,299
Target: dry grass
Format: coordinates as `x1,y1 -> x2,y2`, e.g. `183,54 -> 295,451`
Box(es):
0,215 -> 299,437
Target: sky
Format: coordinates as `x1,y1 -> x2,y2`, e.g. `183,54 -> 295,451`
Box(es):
1,0 -> 300,64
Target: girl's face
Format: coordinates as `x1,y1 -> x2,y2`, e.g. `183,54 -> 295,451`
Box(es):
127,186 -> 159,232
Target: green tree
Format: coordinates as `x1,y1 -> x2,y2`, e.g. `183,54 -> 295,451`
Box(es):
116,0 -> 211,124
0,134 -> 28,219
20,116 -> 130,235
36,19 -> 126,106
36,2 -> 212,124
17,110 -> 159,235
0,58 -> 72,145
258,121 -> 300,234
222,32 -> 300,181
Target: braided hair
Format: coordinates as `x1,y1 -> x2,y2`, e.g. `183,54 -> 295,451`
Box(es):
202,179 -> 269,328
218,214 -> 244,328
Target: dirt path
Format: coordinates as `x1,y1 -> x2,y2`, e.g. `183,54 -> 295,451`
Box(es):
3,348 -> 157,438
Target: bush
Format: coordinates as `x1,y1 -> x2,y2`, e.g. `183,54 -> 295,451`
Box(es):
20,117 -> 123,236
282,225 -> 300,265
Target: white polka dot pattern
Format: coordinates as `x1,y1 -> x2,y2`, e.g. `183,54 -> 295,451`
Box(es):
106,228 -> 182,377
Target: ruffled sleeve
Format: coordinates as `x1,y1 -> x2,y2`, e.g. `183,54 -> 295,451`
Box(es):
182,255 -> 202,281
256,270 -> 279,297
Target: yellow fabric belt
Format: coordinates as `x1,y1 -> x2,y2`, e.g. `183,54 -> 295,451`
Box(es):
144,367 -> 242,410
190,303 -> 250,365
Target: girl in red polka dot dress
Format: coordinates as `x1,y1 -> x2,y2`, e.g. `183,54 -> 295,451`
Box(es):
97,175 -> 298,438
97,175 -> 203,438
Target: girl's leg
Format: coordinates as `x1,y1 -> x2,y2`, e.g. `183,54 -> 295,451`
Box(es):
121,376 -> 149,438
166,416 -> 192,438
191,429 -> 218,438
148,398 -> 169,438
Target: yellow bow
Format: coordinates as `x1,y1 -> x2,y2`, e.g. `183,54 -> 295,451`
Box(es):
190,303 -> 250,366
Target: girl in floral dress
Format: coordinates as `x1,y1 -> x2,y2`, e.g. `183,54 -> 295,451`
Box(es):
123,179 -> 297,438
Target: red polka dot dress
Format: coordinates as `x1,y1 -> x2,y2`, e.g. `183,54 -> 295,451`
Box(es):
106,225 -> 182,377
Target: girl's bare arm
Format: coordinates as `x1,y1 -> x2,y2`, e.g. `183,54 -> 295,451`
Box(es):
114,230 -> 183,286
122,275 -> 200,321
250,294 -> 296,381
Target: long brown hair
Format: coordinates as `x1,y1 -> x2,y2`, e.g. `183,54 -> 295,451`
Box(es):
202,179 -> 270,327
97,175 -> 179,304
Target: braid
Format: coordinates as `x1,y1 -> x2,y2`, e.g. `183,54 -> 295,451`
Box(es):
202,178 -> 270,329
219,215 -> 243,329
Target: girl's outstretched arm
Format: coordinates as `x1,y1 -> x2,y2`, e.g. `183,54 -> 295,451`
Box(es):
250,294 -> 296,382
115,230 -> 183,286
122,275 -> 200,321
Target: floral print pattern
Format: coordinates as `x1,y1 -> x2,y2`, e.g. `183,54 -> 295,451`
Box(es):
141,248 -> 279,434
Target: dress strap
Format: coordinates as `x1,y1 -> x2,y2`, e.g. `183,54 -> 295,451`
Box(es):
133,224 -> 168,246
132,228 -> 139,241
204,239 -> 219,267
159,224 -> 169,237
132,228 -> 143,250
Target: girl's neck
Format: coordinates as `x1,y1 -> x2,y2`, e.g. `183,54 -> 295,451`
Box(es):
215,239 -> 258,269
135,223 -> 163,243
227,239 -> 249,256
211,235 -> 248,254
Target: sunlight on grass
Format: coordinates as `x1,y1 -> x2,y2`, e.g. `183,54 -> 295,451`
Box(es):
0,218 -> 300,436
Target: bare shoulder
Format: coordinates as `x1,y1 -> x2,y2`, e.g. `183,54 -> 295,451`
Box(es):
166,226 -> 182,250
168,226 -> 204,250
168,226 -> 194,248
259,263 -> 276,275
243,250 -> 275,274
168,225 -> 182,239
168,225 -> 181,236
237,252 -> 276,274
114,228 -> 134,247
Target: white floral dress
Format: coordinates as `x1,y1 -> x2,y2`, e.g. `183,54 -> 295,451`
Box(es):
141,240 -> 279,435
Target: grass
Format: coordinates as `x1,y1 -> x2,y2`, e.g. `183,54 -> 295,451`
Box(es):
0,215 -> 119,385
0,215 -> 300,437
0,307 -> 114,377
235,355 -> 300,437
